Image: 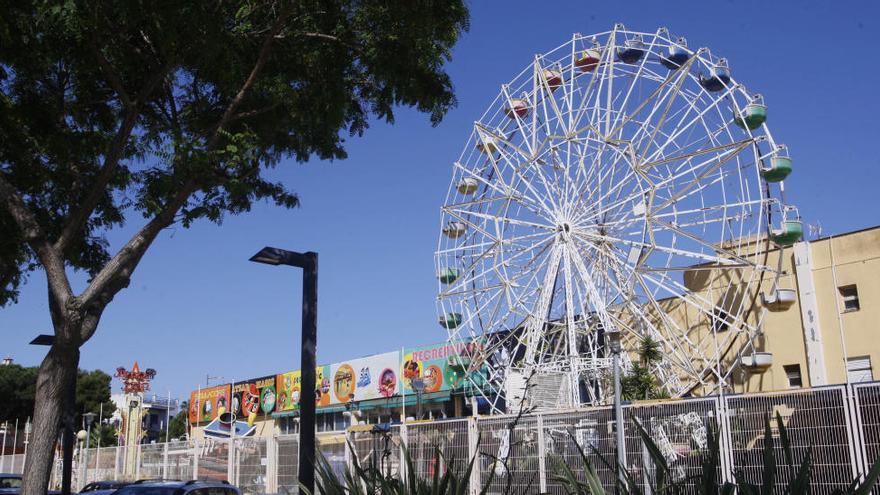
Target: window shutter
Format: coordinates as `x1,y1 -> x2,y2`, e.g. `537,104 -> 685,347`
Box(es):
847,357 -> 873,383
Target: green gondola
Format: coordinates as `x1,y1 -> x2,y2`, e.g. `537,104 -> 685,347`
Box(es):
439,313 -> 463,329
437,267 -> 460,284
734,103 -> 767,130
761,156 -> 792,182
447,354 -> 472,370
770,220 -> 803,246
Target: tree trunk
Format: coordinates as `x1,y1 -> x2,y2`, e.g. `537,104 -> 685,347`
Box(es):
22,341 -> 80,495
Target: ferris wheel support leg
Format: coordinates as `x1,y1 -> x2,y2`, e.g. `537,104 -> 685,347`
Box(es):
612,350 -> 627,487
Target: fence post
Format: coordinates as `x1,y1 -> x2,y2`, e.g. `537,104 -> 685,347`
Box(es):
162,441 -> 169,481
843,383 -> 865,476
536,414 -> 547,493
135,443 -> 142,480
717,396 -> 735,483
344,428 -> 353,476
228,438 -> 236,484
266,434 -> 277,494
399,422 -> 408,486
468,416 -> 480,495
113,445 -> 120,480
192,439 -> 200,480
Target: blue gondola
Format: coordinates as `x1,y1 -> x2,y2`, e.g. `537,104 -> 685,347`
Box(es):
700,59 -> 731,92
617,35 -> 646,64
660,37 -> 690,70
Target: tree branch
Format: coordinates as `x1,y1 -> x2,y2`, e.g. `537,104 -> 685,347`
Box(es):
208,4 -> 294,148
0,174 -> 73,308
78,8 -> 294,337
54,61 -> 174,254
91,39 -> 133,108
229,102 -> 281,123
79,178 -> 198,337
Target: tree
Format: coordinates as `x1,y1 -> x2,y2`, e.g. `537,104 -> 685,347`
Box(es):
89,423 -> 118,448
0,364 -> 116,436
0,2 -> 469,493
159,402 -> 189,442
0,364 -> 38,423
75,369 -> 116,425
622,337 -> 670,401
0,366 -> 115,424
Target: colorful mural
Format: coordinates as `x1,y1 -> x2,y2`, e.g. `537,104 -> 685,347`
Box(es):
275,370 -> 301,412
188,384 -> 231,424
189,341 -> 483,424
328,351 -> 399,404
401,341 -> 480,394
231,376 -> 275,426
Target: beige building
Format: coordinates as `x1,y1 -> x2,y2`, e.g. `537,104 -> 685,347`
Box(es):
756,225 -> 880,390
657,224 -> 880,396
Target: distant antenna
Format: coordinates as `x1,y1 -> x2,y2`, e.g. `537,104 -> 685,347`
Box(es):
808,221 -> 823,240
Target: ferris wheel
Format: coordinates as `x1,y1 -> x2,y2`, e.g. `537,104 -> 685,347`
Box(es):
436,24 -> 802,413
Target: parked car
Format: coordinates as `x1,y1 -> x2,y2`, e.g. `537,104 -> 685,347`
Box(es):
0,474 -> 63,495
0,474 -> 22,495
111,480 -> 240,495
80,480 -> 131,495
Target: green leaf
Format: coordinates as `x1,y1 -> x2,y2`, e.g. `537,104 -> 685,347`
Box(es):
790,448 -> 812,495
852,451 -> 880,495
761,415 -> 775,494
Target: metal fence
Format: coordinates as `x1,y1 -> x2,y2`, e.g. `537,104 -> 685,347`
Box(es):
21,381 -> 880,494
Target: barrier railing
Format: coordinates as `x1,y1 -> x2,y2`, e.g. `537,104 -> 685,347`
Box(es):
25,381 -> 880,494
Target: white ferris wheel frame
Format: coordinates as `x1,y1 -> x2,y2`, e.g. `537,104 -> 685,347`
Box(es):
436,24 -> 795,413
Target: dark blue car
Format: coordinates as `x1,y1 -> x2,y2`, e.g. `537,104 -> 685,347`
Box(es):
110,480 -> 240,495
0,474 -> 22,495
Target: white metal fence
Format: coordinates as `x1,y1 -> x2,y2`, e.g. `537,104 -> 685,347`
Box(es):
21,382 -> 880,494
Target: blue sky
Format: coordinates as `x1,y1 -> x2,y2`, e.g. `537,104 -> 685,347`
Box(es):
2,0 -> 878,400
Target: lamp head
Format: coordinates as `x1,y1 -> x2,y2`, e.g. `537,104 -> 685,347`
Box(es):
249,247 -> 285,265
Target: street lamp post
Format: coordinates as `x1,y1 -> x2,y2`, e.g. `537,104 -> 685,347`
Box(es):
411,378 -> 426,420
82,413 -> 96,487
23,418 -> 31,467
76,429 -> 87,489
1,421 -> 8,472
250,247 -> 318,495
606,328 -> 627,489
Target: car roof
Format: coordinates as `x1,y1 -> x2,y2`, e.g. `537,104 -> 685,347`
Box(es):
0,474 -> 21,478
128,480 -> 235,489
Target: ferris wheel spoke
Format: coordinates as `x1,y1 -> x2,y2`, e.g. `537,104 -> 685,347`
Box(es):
569,36 -> 615,133
641,84 -> 739,166
576,230 -> 737,268
634,62 -> 699,161
522,246 -> 564,366
649,218 -> 763,269
628,279 -> 741,383
650,141 -> 751,213
608,52 -> 694,141
500,85 -> 539,159
443,206 -> 554,233
591,257 -> 708,383
450,236 -> 556,297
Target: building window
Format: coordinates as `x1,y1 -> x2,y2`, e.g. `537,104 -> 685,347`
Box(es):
847,356 -> 873,383
783,364 -> 802,388
839,285 -> 860,312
